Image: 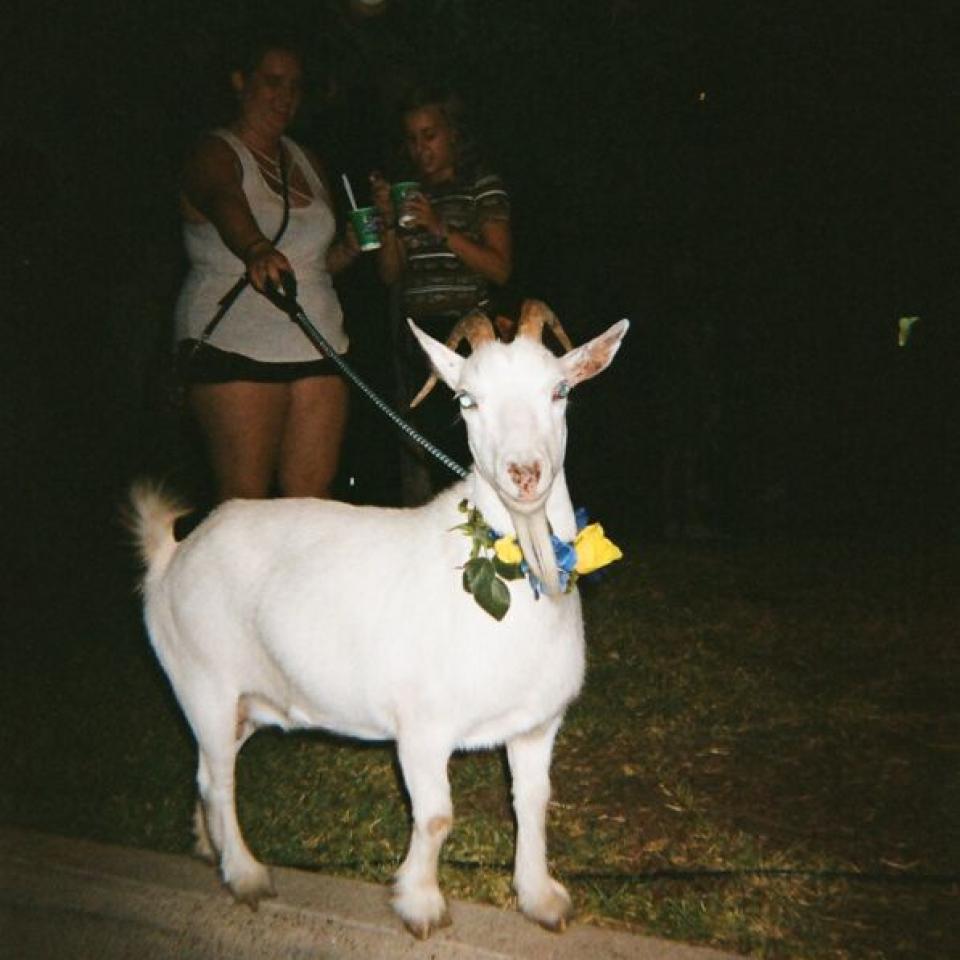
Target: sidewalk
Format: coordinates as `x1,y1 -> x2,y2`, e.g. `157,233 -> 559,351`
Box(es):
0,826 -> 741,960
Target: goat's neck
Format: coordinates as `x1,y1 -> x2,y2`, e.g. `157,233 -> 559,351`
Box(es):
467,469 -> 577,543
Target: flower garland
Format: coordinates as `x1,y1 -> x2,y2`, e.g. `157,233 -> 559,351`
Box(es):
454,500 -> 623,620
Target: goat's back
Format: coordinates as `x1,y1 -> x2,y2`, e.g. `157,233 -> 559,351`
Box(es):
142,489 -> 585,748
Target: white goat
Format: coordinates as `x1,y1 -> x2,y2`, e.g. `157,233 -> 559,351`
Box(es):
130,305 -> 628,939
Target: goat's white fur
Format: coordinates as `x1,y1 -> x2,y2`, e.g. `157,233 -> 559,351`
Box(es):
131,317 -> 628,938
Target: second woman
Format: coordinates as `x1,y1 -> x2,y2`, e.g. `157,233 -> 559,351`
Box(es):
371,85 -> 513,499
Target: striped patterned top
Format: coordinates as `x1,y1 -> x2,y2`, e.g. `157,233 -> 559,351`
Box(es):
400,171 -> 510,319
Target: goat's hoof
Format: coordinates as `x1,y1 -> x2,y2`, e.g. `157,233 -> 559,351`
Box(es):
392,885 -> 450,940
404,909 -> 451,940
227,863 -> 276,910
538,912 -> 570,934
518,878 -> 573,933
403,913 -> 450,941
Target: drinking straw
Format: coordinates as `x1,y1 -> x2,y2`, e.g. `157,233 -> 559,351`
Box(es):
341,174 -> 358,211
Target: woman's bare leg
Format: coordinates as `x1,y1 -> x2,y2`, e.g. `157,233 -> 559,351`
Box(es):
278,375 -> 349,498
188,381 -> 288,501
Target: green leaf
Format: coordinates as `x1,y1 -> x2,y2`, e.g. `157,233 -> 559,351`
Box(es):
488,576 -> 511,618
493,556 -> 525,580
474,573 -> 511,621
463,557 -> 495,594
461,558 -> 511,620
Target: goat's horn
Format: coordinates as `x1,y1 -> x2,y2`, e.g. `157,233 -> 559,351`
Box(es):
408,310 -> 496,409
517,299 -> 574,353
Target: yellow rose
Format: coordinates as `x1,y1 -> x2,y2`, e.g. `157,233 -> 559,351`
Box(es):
493,535 -> 523,566
573,523 -> 623,575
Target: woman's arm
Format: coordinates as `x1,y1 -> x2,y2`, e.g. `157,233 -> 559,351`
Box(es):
370,172 -> 406,285
301,147 -> 360,276
444,218 -> 513,287
376,223 -> 406,284
181,135 -> 292,292
406,193 -> 513,287
326,227 -> 361,275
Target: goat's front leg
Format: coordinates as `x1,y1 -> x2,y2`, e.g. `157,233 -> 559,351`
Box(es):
507,716 -> 572,931
393,734 -> 454,939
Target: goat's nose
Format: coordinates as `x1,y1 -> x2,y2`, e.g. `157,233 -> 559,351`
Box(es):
507,460 -> 543,500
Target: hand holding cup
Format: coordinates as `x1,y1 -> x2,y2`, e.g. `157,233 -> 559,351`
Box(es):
342,221 -> 362,258
348,206 -> 382,251
390,180 -> 421,229
369,171 -> 394,224
404,191 -> 443,236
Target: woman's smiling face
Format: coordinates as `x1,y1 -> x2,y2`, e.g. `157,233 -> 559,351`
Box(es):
233,48 -> 303,140
404,105 -> 458,184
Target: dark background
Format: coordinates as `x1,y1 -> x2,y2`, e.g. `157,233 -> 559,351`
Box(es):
2,0 -> 957,553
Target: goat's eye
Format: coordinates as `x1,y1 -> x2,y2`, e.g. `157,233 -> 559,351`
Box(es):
457,392 -> 477,410
552,381 -> 571,401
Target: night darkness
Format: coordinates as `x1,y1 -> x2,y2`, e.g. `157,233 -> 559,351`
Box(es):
3,0 -> 958,568
2,4 -> 959,953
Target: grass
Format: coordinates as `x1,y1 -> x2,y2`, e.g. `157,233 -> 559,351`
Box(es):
2,514 -> 958,959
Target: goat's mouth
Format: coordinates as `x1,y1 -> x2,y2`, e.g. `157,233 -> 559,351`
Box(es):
498,490 -> 549,514
498,459 -> 551,511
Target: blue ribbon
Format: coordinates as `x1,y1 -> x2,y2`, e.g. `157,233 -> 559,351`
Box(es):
494,506 -> 592,598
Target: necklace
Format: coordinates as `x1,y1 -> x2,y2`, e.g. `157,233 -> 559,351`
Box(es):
239,137 -> 313,204
244,139 -> 283,170
256,163 -> 313,204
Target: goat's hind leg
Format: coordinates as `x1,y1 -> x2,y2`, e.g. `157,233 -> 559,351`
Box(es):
507,717 -> 573,931
192,699 -> 259,863
393,734 -> 454,938
193,695 -> 275,908
192,794 -> 216,863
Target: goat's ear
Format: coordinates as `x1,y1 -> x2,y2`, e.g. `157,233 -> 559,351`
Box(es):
408,319 -> 465,391
560,319 -> 630,388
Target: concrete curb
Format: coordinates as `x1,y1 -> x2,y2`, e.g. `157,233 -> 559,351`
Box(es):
1,827 -> 741,959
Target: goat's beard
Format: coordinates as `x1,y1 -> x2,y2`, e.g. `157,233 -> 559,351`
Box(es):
509,507 -> 560,595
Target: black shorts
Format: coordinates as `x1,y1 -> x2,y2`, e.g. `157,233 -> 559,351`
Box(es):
177,340 -> 345,384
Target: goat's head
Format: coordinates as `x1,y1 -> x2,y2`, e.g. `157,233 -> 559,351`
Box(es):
410,301 -> 629,593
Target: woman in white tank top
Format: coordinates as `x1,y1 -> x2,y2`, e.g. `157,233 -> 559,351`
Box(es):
174,38 -> 362,508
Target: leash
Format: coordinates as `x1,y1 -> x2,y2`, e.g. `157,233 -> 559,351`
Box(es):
171,272 -> 467,542
263,275 -> 468,480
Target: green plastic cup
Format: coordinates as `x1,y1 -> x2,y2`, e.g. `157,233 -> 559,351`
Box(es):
391,181 -> 421,229
349,206 -> 381,251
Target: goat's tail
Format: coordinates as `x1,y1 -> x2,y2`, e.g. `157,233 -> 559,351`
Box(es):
124,480 -> 189,587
